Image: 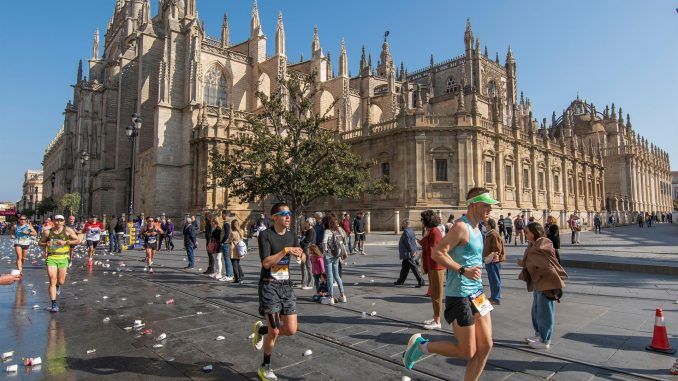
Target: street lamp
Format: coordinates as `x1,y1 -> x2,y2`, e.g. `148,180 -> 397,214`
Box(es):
79,150 -> 90,221
126,113 -> 142,217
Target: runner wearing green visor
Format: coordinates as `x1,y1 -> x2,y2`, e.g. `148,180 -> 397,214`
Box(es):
403,187 -> 498,381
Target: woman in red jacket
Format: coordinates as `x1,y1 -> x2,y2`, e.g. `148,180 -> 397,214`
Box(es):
419,210 -> 445,330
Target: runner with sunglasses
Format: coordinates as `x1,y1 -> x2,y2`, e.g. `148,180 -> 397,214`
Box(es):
403,187 -> 498,381
10,215 -> 37,275
38,215 -> 80,312
251,203 -> 304,381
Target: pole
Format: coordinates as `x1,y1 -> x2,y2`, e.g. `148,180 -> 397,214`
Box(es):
80,162 -> 85,221
128,133 -> 137,218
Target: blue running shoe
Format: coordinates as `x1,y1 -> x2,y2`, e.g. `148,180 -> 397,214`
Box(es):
403,333 -> 428,370
50,303 -> 59,313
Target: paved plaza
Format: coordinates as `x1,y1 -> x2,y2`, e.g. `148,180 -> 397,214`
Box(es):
1,223 -> 677,380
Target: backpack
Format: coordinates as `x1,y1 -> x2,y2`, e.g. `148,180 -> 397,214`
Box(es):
328,231 -> 344,258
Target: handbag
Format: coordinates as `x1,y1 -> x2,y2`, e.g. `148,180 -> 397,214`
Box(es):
207,238 -> 217,254
236,240 -> 247,258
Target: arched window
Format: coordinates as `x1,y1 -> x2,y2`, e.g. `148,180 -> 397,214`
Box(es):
203,66 -> 227,107
487,80 -> 497,97
446,77 -> 457,94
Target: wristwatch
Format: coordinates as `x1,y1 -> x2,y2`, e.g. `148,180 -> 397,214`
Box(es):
458,267 -> 466,275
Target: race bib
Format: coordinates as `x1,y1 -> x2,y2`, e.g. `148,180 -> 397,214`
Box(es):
470,290 -> 493,317
271,264 -> 289,281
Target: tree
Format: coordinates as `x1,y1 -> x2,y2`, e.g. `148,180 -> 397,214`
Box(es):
673,199 -> 678,212
20,209 -> 35,219
210,74 -> 391,230
59,193 -> 81,217
36,197 -> 58,217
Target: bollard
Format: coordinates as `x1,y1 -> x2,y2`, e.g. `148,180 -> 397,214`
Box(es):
394,210 -> 400,234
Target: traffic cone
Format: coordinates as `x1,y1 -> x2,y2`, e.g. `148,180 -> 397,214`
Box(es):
645,307 -> 675,354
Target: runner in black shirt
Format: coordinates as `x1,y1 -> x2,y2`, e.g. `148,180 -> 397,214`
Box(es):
251,203 -> 304,381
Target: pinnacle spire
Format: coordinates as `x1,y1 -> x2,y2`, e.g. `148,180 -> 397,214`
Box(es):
339,38 -> 348,78
250,0 -> 263,38
221,13 -> 230,48
77,60 -> 83,83
506,45 -> 514,62
311,25 -> 322,59
275,11 -> 285,56
359,45 -> 367,71
92,28 -> 100,60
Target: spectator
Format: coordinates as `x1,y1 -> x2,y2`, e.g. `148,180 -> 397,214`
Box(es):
419,210 -> 444,330
394,219 -> 424,287
482,218 -> 505,305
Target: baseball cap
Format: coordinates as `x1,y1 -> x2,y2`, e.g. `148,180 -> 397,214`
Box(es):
54,215 -> 65,220
465,192 -> 499,206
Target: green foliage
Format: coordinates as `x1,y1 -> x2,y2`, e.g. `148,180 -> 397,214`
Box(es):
210,74 -> 391,224
20,209 -> 35,218
36,197 -> 58,216
673,199 -> 678,211
59,193 -> 81,216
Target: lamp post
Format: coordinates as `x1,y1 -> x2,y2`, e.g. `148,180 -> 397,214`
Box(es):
79,151 -> 90,221
125,113 -> 142,218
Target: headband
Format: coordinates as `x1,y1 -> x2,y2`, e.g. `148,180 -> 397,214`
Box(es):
465,192 -> 499,206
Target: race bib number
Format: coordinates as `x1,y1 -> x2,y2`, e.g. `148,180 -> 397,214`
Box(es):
470,290 -> 493,317
271,264 -> 289,281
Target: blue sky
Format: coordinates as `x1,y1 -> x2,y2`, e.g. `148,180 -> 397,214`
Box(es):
0,0 -> 676,201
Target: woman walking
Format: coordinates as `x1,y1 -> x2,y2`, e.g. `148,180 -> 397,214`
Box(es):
482,218 -> 505,305
517,222 -> 568,350
230,219 -> 246,284
545,216 -> 561,263
299,218 -> 316,290
322,215 -> 348,305
419,210 -> 444,330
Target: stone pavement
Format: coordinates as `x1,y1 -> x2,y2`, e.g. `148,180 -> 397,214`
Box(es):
0,223 -> 676,381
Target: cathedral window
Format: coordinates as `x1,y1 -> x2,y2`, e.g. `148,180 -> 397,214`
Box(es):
522,168 -> 530,189
381,162 -> 391,183
568,177 -> 574,194
435,159 -> 448,181
445,77 -> 457,94
203,66 -> 228,107
505,165 -> 513,186
578,178 -> 584,194
484,161 -> 493,184
538,172 -> 545,191
487,80 -> 497,98
554,174 -> 560,192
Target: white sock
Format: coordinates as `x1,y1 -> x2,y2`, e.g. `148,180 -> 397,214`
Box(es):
419,342 -> 429,354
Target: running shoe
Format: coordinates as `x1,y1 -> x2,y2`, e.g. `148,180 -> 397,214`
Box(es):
329,297 -> 336,305
257,364 -> 277,381
424,322 -> 441,330
252,321 -> 264,350
50,303 -> 59,313
302,286 -> 314,290
403,333 -> 428,370
528,340 -> 551,350
148,267 -> 154,274
524,334 -> 540,343
340,295 -> 347,303
56,285 -> 61,296
423,318 -> 435,325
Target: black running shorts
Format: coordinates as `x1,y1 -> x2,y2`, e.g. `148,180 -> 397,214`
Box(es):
443,296 -> 479,327
258,281 -> 297,316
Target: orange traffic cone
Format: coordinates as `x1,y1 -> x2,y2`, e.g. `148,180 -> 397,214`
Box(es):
646,307 -> 675,354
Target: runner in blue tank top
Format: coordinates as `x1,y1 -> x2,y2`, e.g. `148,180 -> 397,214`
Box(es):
403,187 -> 498,381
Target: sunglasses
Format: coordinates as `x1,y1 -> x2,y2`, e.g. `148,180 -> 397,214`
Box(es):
273,210 -> 292,217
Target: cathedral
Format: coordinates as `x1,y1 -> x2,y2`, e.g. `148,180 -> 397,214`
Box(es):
42,0 -> 672,229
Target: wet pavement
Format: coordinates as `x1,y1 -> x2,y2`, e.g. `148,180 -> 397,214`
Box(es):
0,224 -> 676,380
